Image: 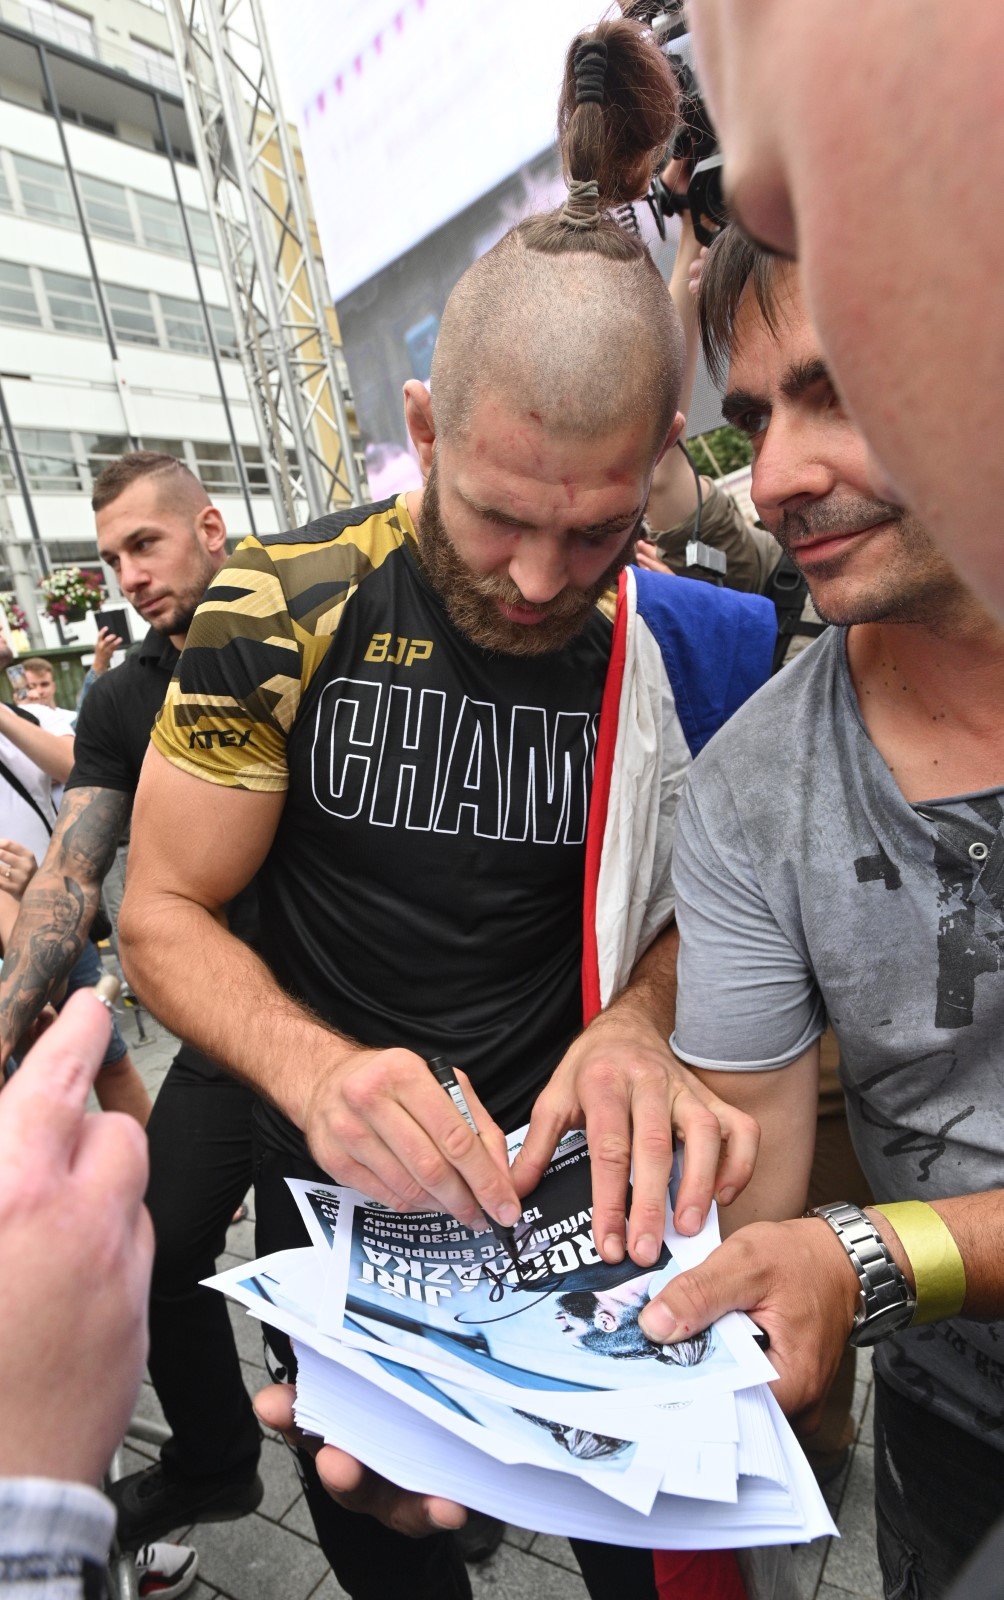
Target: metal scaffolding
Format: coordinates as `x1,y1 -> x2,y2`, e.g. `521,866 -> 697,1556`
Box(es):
163,0 -> 363,528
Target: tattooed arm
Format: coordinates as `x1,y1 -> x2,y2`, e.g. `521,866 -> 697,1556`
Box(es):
0,786 -> 130,1067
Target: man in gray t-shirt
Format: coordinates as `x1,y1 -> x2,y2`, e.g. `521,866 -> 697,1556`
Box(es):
672,627 -> 1003,1439
636,232 -> 1004,1598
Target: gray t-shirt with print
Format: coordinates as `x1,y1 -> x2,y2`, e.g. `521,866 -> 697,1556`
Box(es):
671,625 -> 1003,1449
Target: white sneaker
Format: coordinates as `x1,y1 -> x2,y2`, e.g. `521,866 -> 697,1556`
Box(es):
135,1542 -> 199,1599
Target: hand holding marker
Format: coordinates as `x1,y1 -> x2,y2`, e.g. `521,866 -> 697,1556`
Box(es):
426,1056 -> 534,1274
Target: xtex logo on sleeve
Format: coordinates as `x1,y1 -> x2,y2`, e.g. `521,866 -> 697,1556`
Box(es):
188,729 -> 254,750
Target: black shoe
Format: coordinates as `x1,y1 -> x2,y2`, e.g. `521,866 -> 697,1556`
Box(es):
109,1464 -> 264,1550
455,1510 -> 505,1564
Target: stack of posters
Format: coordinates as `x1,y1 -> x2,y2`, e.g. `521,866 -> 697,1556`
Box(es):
206,1129 -> 835,1550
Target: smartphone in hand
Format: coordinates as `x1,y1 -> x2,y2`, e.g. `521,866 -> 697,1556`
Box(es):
6,663 -> 27,703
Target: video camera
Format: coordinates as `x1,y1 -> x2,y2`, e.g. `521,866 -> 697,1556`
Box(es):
649,53 -> 727,247
623,1 -> 728,247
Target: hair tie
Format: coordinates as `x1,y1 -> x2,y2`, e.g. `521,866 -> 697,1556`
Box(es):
560,179 -> 601,231
573,38 -> 607,106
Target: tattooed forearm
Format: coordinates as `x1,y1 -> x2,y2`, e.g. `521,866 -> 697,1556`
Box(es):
59,787 -> 131,882
0,786 -> 130,1062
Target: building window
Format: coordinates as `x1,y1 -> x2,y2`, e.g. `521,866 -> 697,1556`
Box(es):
135,194 -> 217,265
53,104 -> 116,137
80,433 -> 130,486
152,138 -> 196,167
0,261 -> 43,327
208,302 -> 238,358
40,269 -> 102,336
240,443 -> 269,491
160,294 -> 208,355
127,35 -> 179,94
106,283 -> 158,346
134,190 -> 185,256
13,153 -> 75,225
192,441 -> 239,493
14,429 -> 81,492
47,542 -> 105,567
21,0 -> 97,59
186,208 -> 217,266
140,437 -> 188,464
79,174 -> 135,243
1,143 -> 217,270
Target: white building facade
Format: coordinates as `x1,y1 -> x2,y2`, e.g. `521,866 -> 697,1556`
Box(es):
0,0 -> 340,650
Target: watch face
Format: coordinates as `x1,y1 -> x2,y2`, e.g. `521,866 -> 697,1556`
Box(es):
850,1300 -> 915,1347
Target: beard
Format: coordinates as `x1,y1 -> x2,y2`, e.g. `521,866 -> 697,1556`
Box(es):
415,461 -> 633,657
148,547 -> 221,638
775,492 -> 955,627
155,595 -> 204,636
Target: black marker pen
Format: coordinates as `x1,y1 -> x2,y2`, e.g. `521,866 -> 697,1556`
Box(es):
427,1054 -> 479,1134
426,1055 -> 533,1274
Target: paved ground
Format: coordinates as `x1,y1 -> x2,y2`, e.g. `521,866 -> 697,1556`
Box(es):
118,1009 -> 885,1600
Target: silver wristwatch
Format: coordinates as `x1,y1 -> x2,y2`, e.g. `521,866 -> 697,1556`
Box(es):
809,1201 -> 916,1347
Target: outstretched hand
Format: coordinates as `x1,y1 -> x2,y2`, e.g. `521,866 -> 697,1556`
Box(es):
0,987 -> 152,1482
0,836 -> 38,899
510,1009 -> 759,1269
639,1217 -> 862,1425
254,1382 -> 468,1538
93,627 -> 124,674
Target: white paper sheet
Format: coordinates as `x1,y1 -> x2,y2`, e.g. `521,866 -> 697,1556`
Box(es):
290,1336 -> 837,1549
312,1131 -> 773,1405
202,1122 -> 836,1554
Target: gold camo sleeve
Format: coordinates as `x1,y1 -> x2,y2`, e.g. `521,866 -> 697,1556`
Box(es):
151,537 -> 301,791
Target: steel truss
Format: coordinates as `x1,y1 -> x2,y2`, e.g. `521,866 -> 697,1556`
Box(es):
164,0 -> 362,527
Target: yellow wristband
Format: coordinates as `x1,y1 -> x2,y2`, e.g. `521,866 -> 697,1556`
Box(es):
873,1201 -> 967,1325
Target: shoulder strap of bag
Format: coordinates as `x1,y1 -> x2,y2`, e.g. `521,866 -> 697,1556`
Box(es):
0,751 -> 54,836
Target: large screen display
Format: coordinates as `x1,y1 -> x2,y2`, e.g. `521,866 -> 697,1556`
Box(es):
262,3 -> 724,484
264,0 -> 604,303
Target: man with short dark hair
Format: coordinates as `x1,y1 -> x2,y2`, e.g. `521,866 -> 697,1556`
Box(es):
639,231 -> 1004,1599
685,0 -> 1004,622
0,450 -> 264,1548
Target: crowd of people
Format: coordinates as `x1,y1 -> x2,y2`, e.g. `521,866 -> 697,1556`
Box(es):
0,6 -> 1000,1600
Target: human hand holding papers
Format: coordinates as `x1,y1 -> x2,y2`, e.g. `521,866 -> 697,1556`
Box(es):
205,1128 -> 835,1549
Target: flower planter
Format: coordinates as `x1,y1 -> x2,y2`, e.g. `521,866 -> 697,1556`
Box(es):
39,566 -> 107,625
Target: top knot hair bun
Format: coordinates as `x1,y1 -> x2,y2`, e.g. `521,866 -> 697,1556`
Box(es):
573,38 -> 608,106
518,13 -> 679,262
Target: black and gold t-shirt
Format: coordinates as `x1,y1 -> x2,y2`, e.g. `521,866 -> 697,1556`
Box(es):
153,494 -> 614,1148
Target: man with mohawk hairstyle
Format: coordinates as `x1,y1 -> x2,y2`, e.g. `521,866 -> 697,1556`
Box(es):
121,18 -> 774,1599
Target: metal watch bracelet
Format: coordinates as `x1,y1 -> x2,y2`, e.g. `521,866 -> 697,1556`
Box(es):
809,1201 -> 916,1348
